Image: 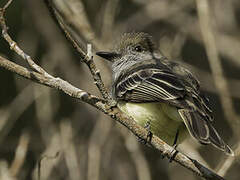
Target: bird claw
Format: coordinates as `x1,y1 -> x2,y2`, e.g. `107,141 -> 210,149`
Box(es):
138,121 -> 153,144
137,136 -> 147,144
144,121 -> 153,144
169,144 -> 178,162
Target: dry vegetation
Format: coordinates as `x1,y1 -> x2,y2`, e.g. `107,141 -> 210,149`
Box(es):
0,0 -> 240,180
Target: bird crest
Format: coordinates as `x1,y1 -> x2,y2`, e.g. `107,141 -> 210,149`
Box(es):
114,32 -> 155,53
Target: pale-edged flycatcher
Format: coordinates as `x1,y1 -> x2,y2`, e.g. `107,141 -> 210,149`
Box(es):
96,32 -> 234,156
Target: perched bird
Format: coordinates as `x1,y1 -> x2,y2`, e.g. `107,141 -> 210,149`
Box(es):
96,32 -> 234,156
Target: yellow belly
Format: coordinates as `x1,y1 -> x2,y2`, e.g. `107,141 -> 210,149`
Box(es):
117,101 -> 187,145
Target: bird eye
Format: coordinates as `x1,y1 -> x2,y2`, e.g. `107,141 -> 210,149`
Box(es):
134,45 -> 143,52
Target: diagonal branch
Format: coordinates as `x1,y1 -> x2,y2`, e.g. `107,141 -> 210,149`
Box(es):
43,0 -> 111,101
0,55 -> 106,110
0,0 -> 228,179
0,5 -> 47,75
0,54 -> 226,180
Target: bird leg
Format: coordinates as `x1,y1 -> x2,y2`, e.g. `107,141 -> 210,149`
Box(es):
138,121 -> 153,144
169,129 -> 180,162
144,121 -> 153,143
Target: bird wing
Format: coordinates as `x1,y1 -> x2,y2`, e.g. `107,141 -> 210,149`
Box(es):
114,59 -> 210,114
114,59 -> 233,155
115,67 -> 186,102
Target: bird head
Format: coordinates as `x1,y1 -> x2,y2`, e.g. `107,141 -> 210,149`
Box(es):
96,32 -> 156,62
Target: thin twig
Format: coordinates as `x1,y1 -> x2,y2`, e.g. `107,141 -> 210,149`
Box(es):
101,0 -> 119,42
123,131 -> 151,180
86,43 -> 112,101
0,5 -> 48,75
43,0 -> 111,101
0,84 -> 42,144
2,0 -> 13,10
9,132 -> 30,177
50,0 -> 100,48
0,55 -> 106,110
196,0 -> 240,137
60,120 -> 81,180
38,151 -> 60,180
0,161 -> 15,180
33,133 -> 61,180
87,114 -> 112,180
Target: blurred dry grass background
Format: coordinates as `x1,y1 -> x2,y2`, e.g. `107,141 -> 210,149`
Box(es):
0,0 -> 240,179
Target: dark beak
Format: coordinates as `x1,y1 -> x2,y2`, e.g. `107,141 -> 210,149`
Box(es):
96,51 -> 119,62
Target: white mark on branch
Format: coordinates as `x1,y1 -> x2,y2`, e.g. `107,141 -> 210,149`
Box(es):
87,43 -> 92,59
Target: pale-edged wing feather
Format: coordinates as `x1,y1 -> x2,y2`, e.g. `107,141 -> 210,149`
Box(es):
115,68 -> 186,102
179,109 -> 234,155
178,109 -> 209,144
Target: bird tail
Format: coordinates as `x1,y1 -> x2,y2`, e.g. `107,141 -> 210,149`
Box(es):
178,109 -> 234,156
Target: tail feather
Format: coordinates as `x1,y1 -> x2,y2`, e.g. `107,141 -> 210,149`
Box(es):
178,109 -> 234,156
207,122 -> 234,156
179,109 -> 209,144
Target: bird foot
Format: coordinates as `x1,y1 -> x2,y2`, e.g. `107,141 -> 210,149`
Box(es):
144,121 -> 153,144
169,144 -> 178,162
138,121 -> 153,144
